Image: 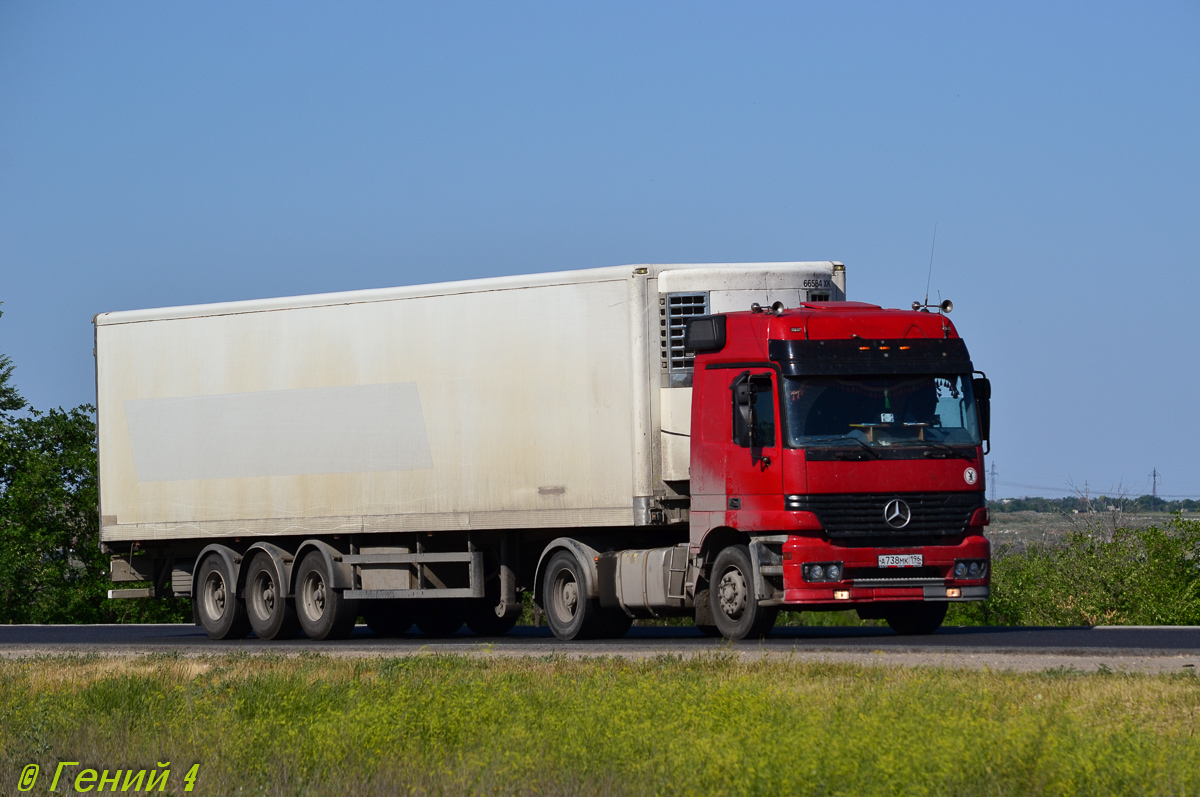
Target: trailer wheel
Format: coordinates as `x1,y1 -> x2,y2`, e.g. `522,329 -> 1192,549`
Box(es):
244,552 -> 300,640
196,555 -> 251,640
295,551 -> 358,640
363,600 -> 413,637
884,602 -> 947,635
711,545 -> 777,640
415,600 -> 466,637
542,550 -> 602,641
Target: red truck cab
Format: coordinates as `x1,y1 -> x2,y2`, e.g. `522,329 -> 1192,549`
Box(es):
685,301 -> 991,639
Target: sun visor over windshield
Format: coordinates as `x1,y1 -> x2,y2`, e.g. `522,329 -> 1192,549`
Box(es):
769,338 -> 973,376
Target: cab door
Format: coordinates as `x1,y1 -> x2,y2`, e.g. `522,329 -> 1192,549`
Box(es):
723,369 -> 784,527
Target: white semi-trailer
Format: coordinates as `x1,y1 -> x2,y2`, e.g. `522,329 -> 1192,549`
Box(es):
98,262 -> 846,640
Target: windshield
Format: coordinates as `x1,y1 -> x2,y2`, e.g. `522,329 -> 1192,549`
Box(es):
783,374 -> 980,448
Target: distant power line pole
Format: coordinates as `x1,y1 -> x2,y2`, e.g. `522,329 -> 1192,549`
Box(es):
989,462 -> 998,502
1151,468 -> 1159,511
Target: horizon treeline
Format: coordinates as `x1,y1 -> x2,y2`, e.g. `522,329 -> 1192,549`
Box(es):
990,495 -> 1199,514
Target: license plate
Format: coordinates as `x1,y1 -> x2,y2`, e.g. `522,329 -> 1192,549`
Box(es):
878,554 -> 923,568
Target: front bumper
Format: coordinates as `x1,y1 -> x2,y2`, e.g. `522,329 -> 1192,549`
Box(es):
775,532 -> 990,606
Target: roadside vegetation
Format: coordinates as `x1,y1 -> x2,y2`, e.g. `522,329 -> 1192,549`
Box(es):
1,653 -> 1198,796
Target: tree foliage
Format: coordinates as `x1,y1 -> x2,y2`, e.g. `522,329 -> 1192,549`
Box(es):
0,313 -> 188,623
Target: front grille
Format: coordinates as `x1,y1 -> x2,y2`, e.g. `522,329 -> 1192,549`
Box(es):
787,492 -> 983,537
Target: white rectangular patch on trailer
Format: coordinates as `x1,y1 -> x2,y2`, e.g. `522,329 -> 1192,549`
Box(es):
124,383 -> 433,482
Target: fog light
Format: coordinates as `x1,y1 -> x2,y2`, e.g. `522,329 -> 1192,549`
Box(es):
954,562 -> 968,578
826,564 -> 842,581
834,590 -> 850,600
810,564 -> 824,581
946,588 -> 962,598
968,562 -> 981,578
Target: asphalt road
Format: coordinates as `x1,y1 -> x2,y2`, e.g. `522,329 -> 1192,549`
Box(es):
2,623 -> 1198,659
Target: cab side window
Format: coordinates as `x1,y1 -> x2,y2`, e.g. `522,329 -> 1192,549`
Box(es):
731,374 -> 775,448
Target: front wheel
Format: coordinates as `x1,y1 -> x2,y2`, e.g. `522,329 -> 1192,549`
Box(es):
711,545 -> 777,641
885,602 -> 947,635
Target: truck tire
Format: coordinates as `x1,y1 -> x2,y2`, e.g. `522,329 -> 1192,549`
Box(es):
711,545 -> 777,640
363,600 -> 413,637
415,599 -> 466,637
196,554 -> 251,640
885,602 -> 947,635
542,550 -> 603,641
295,551 -> 359,640
244,552 -> 300,640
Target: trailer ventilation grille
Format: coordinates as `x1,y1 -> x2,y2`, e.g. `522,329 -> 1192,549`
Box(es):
661,292 -> 709,386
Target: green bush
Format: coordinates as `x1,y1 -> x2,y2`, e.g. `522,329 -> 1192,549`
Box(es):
948,516 -> 1200,627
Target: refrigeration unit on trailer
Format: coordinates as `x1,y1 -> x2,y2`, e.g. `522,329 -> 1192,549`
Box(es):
97,258 -> 991,641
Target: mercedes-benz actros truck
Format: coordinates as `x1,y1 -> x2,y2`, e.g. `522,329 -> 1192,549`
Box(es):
97,261 -> 990,641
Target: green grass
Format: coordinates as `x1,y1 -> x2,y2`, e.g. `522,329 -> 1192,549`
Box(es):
1,654 -> 1198,795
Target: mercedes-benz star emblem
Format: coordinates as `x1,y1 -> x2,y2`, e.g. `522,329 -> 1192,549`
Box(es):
883,498 -> 912,529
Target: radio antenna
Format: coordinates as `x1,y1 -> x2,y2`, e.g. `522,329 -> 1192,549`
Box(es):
924,222 -> 938,307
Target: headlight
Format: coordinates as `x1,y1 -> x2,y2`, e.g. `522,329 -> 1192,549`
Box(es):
954,562 -> 968,578
810,564 -> 824,581
826,564 -> 842,581
968,562 -> 981,578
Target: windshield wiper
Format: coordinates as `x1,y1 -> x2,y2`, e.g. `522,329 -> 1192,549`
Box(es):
843,437 -> 881,459
921,442 -> 975,461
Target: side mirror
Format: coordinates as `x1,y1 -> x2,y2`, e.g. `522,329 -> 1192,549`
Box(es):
972,377 -> 991,443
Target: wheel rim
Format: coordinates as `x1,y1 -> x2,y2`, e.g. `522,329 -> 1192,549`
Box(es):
717,565 -> 748,621
550,568 -> 579,625
301,570 -> 327,623
251,570 -> 276,620
203,570 -> 228,621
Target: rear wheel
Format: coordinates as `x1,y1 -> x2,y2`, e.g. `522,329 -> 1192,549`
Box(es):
542,551 -> 603,641
295,551 -> 359,640
196,554 -> 251,640
244,552 -> 300,640
711,545 -> 777,640
363,600 -> 413,637
885,602 -> 947,635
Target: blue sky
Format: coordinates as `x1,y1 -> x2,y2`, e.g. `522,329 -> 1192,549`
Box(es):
2,2 -> 1197,498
